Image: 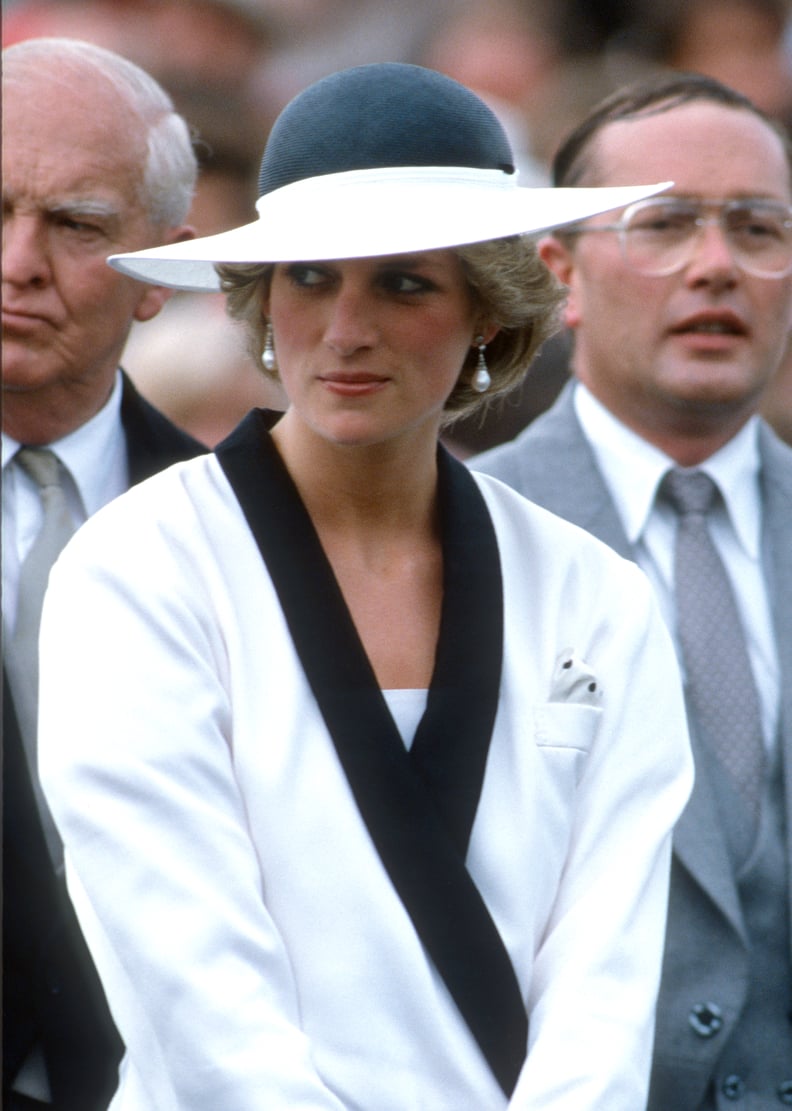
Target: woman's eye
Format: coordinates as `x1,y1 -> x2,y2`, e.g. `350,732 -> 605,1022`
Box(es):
382,272 -> 432,294
287,264 -> 330,288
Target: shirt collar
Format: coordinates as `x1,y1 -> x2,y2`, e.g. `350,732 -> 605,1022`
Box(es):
2,371 -> 127,516
573,382 -> 762,559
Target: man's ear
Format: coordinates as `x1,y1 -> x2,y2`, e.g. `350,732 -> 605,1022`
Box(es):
538,233 -> 575,286
539,233 -> 581,329
133,223 -> 196,323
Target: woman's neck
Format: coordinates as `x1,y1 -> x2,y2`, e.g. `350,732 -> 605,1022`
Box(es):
270,410 -> 445,689
270,410 -> 441,539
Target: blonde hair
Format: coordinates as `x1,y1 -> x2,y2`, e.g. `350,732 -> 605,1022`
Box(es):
217,235 -> 565,425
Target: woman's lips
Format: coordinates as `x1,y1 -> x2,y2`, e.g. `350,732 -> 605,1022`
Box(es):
319,374 -> 389,396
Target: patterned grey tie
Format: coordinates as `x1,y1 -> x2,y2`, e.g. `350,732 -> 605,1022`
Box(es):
6,447 -> 76,862
661,468 -> 765,815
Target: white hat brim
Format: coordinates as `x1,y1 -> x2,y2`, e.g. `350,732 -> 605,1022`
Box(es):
110,167 -> 673,292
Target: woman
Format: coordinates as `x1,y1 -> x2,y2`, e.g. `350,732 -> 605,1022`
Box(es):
39,64 -> 691,1110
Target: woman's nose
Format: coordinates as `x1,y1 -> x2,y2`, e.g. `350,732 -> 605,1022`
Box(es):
323,287 -> 379,355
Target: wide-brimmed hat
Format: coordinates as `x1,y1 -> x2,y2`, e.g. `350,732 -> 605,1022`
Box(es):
109,63 -> 669,292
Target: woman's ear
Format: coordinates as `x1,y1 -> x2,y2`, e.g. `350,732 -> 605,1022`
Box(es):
476,322 -> 500,345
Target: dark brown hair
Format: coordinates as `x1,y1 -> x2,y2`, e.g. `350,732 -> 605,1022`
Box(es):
552,71 -> 792,188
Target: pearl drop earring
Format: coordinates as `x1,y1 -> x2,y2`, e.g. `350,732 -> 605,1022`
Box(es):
472,336 -> 491,393
262,321 -> 277,372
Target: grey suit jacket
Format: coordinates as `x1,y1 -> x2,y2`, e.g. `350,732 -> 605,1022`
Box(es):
471,383 -> 792,1109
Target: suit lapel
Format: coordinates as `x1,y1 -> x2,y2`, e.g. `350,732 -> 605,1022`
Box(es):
409,446 -> 503,857
510,385 -> 635,558
758,424 -> 792,948
119,371 -> 205,485
672,734 -> 748,943
215,411 -> 527,1096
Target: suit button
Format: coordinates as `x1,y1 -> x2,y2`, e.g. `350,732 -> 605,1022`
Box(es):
722,1074 -> 745,1100
688,1002 -> 724,1037
778,1080 -> 792,1104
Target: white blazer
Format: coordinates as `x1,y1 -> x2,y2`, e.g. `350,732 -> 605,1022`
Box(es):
39,449 -> 693,1111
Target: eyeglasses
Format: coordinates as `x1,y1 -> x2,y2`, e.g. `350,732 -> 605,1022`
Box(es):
572,196 -> 792,279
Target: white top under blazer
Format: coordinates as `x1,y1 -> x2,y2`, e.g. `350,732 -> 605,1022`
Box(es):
39,416 -> 693,1111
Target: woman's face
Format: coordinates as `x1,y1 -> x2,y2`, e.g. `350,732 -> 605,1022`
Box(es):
265,249 -> 482,447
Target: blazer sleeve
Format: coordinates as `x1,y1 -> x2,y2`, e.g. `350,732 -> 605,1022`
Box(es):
37,481 -> 348,1111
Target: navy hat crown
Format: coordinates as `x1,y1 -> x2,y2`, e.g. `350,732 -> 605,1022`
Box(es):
258,63 -> 516,197
109,60 -> 670,292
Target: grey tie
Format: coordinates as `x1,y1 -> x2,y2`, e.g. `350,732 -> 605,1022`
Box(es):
6,447 -> 76,863
661,468 -> 765,815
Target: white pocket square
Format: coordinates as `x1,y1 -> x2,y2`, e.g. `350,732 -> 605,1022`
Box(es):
550,649 -> 603,706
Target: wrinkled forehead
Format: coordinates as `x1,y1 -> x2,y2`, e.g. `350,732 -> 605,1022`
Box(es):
3,54 -> 147,145
2,63 -> 148,194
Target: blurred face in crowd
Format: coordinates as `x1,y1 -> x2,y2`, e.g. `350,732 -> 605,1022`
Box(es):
2,59 -> 187,443
539,101 -> 792,456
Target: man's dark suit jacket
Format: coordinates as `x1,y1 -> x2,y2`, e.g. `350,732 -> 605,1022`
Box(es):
3,373 -> 206,1111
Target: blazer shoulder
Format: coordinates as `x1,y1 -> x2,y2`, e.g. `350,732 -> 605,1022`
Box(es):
119,371 -> 207,485
469,384 -> 580,482
469,387 -> 636,557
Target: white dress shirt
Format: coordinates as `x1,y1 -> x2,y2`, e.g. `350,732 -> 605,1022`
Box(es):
2,371 -> 128,633
573,382 -> 780,754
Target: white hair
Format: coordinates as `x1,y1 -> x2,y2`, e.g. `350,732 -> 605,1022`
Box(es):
3,37 -> 198,226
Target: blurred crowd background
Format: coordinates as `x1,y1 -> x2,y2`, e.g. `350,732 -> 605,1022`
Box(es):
4,0 -> 792,453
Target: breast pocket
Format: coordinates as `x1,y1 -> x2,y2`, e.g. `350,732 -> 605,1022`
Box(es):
532,702 -> 603,787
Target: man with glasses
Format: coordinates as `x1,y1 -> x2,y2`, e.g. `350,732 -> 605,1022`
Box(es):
472,73 -> 792,1109
590,195 -> 792,282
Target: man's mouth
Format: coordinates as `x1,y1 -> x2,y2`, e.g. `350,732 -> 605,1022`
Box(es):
671,313 -> 747,337
2,306 -> 51,328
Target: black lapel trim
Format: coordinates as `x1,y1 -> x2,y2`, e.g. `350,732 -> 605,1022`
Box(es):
409,444 -> 503,858
215,410 -> 527,1096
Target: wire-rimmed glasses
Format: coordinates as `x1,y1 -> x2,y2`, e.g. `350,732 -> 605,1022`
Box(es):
570,196 -> 792,279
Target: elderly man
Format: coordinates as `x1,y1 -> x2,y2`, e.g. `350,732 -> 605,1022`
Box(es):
472,73 -> 792,1109
2,38 -> 205,1110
